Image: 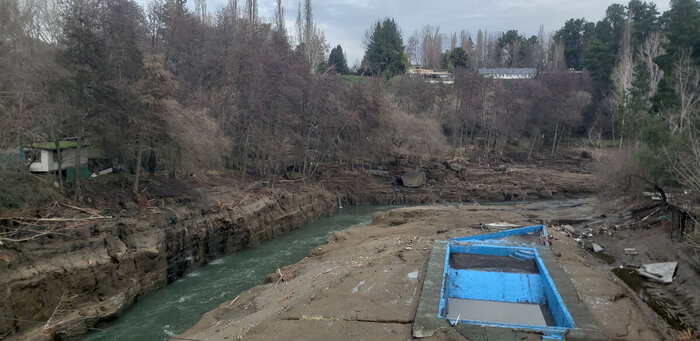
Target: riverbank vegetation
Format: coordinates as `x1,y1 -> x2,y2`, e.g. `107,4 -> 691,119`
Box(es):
0,0 -> 698,212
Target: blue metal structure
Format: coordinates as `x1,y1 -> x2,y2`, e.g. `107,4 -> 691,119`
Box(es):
438,225 -> 576,340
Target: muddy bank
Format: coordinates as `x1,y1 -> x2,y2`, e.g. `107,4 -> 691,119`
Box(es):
178,202 -> 665,340
0,159 -> 599,340
569,204 -> 700,339
322,161 -> 596,205
0,187 -> 336,340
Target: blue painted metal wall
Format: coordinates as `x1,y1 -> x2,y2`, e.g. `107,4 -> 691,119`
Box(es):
439,240 -> 577,334
534,251 -> 576,328
450,225 -> 546,243
446,268 -> 545,304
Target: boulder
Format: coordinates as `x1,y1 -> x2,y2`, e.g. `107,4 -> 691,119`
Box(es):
493,164 -> 507,172
446,161 -> 465,172
368,170 -> 391,179
284,171 -> 302,180
401,171 -> 427,188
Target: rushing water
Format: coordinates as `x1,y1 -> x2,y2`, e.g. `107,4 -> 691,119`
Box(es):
83,205 -> 398,341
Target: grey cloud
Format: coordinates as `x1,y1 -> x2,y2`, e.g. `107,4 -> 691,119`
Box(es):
141,0 -> 671,65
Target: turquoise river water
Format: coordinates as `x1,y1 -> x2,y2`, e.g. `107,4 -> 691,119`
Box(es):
83,205 -> 398,341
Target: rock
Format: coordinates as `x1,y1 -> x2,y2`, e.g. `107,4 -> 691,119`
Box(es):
493,164 -> 507,172
368,170 -> 391,179
591,243 -> 603,253
446,161 -> 465,172
426,168 -> 444,182
624,248 -> 638,255
401,171 -> 427,188
562,225 -> 576,235
284,171 -> 302,180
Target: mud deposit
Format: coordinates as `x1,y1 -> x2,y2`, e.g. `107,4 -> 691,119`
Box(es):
611,268 -> 687,331
178,200 -> 674,341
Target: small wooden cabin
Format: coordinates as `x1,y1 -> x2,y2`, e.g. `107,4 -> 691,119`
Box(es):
21,141 -> 89,178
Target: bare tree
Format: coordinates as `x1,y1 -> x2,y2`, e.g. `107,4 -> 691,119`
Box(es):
610,8 -> 634,148
670,127 -> 700,198
274,0 -> 284,32
476,29 -> 484,67
611,7 -> 634,107
405,30 -> 420,66
637,32 -> 666,98
194,0 -> 209,25
551,38 -> 565,71
295,0 -> 327,73
420,25 -> 444,69
673,49 -> 700,133
245,0 -> 257,23
229,0 -> 238,21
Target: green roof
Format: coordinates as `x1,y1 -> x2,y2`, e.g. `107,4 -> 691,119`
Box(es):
31,141 -> 78,150
29,142 -> 105,159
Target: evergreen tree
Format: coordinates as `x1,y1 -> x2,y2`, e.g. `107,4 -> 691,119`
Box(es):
328,45 -> 349,74
662,0 -> 700,61
582,38 -> 616,80
363,18 -> 406,77
629,0 -> 660,50
554,18 -> 594,69
448,47 -> 469,70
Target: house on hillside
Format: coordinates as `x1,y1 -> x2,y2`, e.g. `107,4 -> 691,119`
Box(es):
478,68 -> 537,79
407,66 -> 455,84
21,141 -> 91,179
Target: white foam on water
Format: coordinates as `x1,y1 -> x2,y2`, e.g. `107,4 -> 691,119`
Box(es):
209,258 -> 225,265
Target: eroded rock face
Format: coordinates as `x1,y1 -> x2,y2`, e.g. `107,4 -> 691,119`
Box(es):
401,172 -> 427,188
0,189 -> 336,340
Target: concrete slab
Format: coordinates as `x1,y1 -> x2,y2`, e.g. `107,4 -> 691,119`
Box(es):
446,298 -> 553,326
283,262 -> 422,323
243,319 -> 412,341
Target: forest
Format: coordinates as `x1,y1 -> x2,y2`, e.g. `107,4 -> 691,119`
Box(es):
1,0 -> 699,209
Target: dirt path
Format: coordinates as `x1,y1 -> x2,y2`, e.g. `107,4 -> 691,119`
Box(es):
178,203 -> 667,340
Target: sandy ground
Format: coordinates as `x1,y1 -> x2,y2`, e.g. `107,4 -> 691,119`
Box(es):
177,203 -> 669,341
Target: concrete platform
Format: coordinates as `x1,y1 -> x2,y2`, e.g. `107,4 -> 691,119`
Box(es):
413,241 -> 607,340
446,298 -> 554,327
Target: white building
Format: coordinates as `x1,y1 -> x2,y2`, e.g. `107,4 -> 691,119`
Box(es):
478,68 -> 537,79
407,67 -> 455,84
22,142 -> 88,173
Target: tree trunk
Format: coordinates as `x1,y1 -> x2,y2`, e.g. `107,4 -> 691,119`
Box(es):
54,139 -> 63,192
74,137 -> 83,202
551,120 -> 560,157
133,137 -> 143,195
528,134 -> 536,160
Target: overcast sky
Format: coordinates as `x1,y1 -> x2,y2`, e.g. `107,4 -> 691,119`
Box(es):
140,0 -> 671,66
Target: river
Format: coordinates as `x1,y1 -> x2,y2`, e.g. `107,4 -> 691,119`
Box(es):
83,205 -> 399,341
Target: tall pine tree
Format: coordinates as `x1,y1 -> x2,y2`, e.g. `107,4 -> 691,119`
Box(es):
328,45 -> 349,74
363,18 -> 406,77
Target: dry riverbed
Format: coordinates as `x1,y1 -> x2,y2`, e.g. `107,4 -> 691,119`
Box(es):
178,202 -> 673,341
